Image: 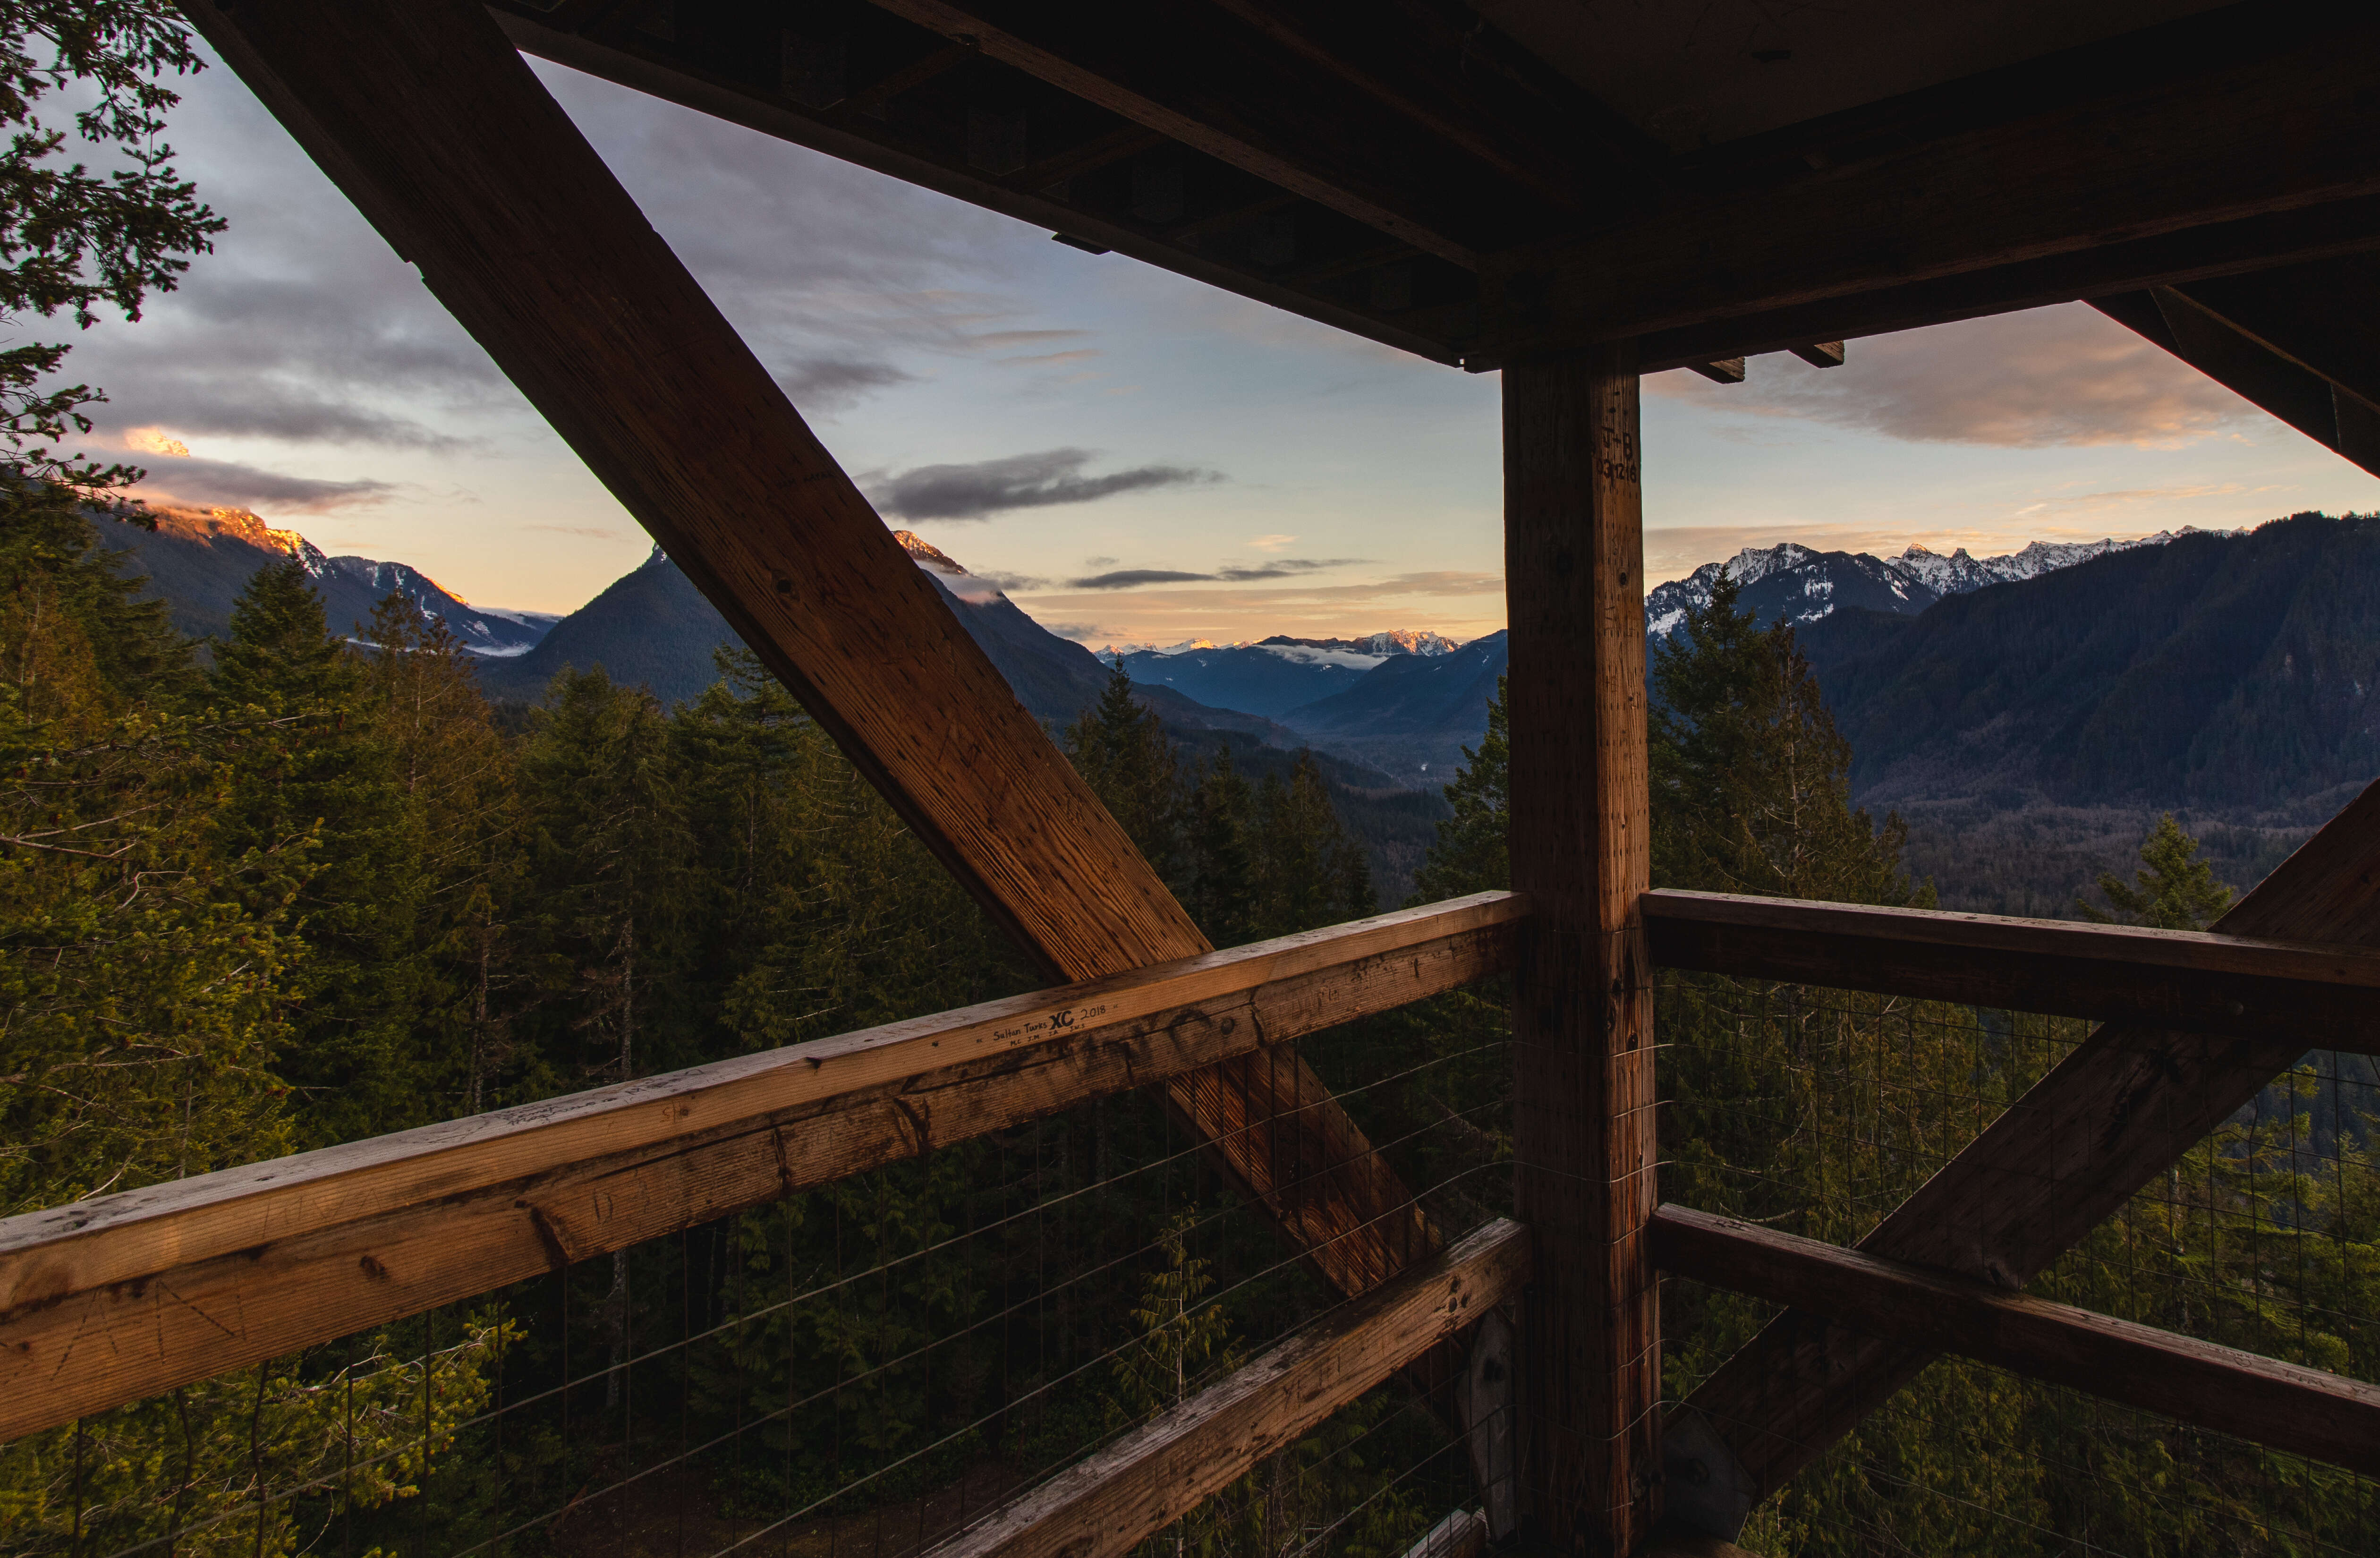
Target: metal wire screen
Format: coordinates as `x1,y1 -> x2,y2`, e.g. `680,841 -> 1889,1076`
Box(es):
5,1000 -> 1512,1558
1658,970 -> 2380,1556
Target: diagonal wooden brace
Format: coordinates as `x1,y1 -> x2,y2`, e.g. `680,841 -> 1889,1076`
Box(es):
180,0 -> 1425,1300
1667,775 -> 2380,1537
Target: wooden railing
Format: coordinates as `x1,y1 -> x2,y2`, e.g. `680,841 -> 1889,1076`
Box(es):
9,874 -> 2380,1556
0,891 -> 1525,1443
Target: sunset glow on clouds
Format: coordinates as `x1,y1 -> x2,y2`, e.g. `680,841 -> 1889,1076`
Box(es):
63,47 -> 2380,638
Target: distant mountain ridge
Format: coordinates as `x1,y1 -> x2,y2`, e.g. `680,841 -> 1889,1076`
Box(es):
104,505 -> 553,656
1642,530 -> 2225,639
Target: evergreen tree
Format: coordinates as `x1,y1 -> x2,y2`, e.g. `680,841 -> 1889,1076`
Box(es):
2077,813 -> 2236,930
209,556 -> 413,1146
1408,676 -> 1507,903
1651,568 -> 1925,907
362,594 -> 533,1115
1249,752 -> 1374,938
1065,668 -> 1185,887
1182,744 -> 1256,945
0,485 -> 292,1210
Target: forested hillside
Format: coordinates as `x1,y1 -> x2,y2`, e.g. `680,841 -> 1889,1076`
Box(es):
1801,512 -> 2380,911
5,482 -> 2372,1556
0,482 -> 1403,1556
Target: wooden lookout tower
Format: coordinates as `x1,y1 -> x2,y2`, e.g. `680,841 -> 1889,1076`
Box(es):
7,1 -> 2380,1553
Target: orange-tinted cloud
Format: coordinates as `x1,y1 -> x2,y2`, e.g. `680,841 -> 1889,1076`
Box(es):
1649,303 -> 2257,448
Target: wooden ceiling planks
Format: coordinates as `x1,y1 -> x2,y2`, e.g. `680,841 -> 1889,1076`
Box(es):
485,0 -> 2380,406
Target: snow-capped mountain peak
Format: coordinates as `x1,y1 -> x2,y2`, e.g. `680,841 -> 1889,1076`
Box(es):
893,529 -> 1006,604
1644,528 -> 2237,639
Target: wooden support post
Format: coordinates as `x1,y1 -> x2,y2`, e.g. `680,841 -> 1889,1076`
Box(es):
1504,345 -> 1659,1553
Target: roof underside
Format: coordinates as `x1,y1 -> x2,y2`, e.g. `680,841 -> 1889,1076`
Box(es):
490,0 -> 2380,449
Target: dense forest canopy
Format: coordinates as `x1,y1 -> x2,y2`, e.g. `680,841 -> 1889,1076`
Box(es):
3,484 -> 2365,1558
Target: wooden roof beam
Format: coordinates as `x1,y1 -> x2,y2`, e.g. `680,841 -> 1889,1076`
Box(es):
2092,258 -> 2380,477
491,9 -> 1465,365
855,0 -> 1576,266
1472,18 -> 2380,366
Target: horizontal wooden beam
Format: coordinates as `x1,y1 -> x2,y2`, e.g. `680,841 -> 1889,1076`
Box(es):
857,0 -> 1588,266
0,894 -> 1523,1441
1652,1204 -> 2380,1479
1642,889 -> 2380,1051
922,1217 -> 1530,1558
1475,19 -> 2380,363
1620,196 -> 2380,377
489,10 -> 1463,366
2093,261 -> 2380,478
1673,774 -> 2380,1536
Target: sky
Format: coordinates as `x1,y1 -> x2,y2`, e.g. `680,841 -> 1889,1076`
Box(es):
55,44 -> 2380,647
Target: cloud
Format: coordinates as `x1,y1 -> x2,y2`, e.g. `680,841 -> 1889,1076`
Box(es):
1069,568 -> 1216,590
1061,557 -> 1364,589
1247,534 -> 1296,552
868,447 -> 1221,520
1214,558 -> 1364,581
968,569 -> 1049,591
526,523 -> 624,539
1042,622 -> 1107,639
777,357 -> 916,413
1649,304 -> 2256,448
1000,349 -> 1101,368
125,427 -> 189,457
128,456 -> 398,512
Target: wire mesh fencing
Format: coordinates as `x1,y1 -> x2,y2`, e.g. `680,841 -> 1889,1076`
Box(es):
1,996 -> 1514,1558
1656,969 -> 2380,1556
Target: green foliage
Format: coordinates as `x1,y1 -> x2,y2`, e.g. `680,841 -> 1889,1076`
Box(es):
1,1315 -> 514,1558
1065,668 -> 1375,947
2077,812 -> 2236,930
0,0 -> 223,495
1652,568 -> 1926,906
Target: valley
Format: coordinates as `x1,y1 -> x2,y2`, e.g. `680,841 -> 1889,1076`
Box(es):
107,506 -> 2379,916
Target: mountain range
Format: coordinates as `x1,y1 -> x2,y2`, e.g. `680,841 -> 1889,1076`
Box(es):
101,503 -> 2375,911
105,506 -> 554,656
1639,531 -> 2226,639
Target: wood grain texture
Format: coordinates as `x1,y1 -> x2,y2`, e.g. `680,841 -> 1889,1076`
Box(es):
1643,889 -> 2380,1050
484,12 -> 1464,368
856,0 -> 1552,265
1653,1204 -> 2380,1479
1503,347 -> 1659,1552
920,1218 -> 1530,1558
2094,260 -> 2380,479
1616,194 -> 2380,379
0,898 -> 1523,1440
1677,774 -> 2380,1531
1477,19 -> 2380,356
184,0 -> 1428,1315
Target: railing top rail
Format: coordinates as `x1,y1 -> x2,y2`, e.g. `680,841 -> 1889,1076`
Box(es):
1643,887 -> 2380,1048
0,891 -> 1523,1441
0,891 -> 1522,1312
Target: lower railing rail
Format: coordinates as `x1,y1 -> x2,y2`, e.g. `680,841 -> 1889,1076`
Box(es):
1651,1203 -> 2380,1480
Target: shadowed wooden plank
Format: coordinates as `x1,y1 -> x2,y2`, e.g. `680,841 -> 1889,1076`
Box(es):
0,897 -> 1523,1440
1655,1204 -> 2380,1478
1476,19 -> 2380,361
178,0 -> 1429,1320
1643,889 -> 2380,1050
920,1218 -> 1530,1558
